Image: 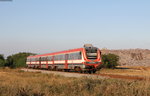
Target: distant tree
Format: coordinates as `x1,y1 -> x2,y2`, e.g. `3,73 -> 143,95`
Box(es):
5,55 -> 14,67
5,52 -> 36,68
0,54 -> 5,67
0,54 -> 4,60
102,53 -> 119,68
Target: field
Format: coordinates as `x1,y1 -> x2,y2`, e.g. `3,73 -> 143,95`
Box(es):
0,68 -> 150,96
98,66 -> 150,78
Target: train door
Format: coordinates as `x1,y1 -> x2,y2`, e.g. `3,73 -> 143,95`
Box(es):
29,58 -> 31,68
65,54 -> 68,69
46,57 -> 48,69
52,56 -> 54,68
39,57 -> 41,68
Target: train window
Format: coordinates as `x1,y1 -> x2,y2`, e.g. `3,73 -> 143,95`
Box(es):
54,55 -> 58,60
33,58 -> 35,61
68,52 -> 82,60
30,58 -> 32,61
86,47 -> 98,60
41,57 -> 43,61
35,58 -> 39,61
68,53 -> 72,60
41,57 -> 47,61
60,55 -> 65,60
55,55 -> 60,60
31,58 -> 35,61
56,55 -> 59,60
27,58 -> 31,62
45,57 -> 47,61
54,56 -> 56,60
31,58 -> 33,61
54,54 -> 65,60
47,56 -> 52,61
58,55 -> 60,60
78,52 -> 82,59
68,53 -> 74,60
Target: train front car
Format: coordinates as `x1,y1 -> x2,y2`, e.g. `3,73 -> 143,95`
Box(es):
82,44 -> 102,73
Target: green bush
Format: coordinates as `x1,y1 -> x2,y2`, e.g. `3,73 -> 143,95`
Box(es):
0,59 -> 5,67
102,53 -> 119,68
0,54 -> 5,67
5,52 -> 35,68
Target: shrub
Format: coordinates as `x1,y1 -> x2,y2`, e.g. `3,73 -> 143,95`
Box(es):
0,54 -> 5,67
5,52 -> 35,68
0,59 -> 5,67
102,53 -> 119,68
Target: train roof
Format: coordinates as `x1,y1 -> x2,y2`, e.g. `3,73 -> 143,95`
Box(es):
27,48 -> 84,58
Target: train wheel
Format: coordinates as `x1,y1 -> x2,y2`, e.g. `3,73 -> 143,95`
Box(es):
48,66 -> 52,70
93,70 -> 96,73
91,69 -> 96,74
84,70 -> 91,74
37,66 -> 40,69
63,69 -> 70,72
74,67 -> 82,73
33,66 -> 36,69
88,71 -> 92,74
52,66 -> 58,71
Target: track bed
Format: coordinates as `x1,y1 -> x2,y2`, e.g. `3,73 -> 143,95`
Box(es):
21,68 -> 150,81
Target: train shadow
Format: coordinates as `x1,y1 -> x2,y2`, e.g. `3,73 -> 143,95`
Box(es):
115,67 -> 131,70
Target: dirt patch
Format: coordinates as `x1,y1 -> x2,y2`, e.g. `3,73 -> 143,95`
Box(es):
97,66 -> 150,79
0,72 -> 9,76
97,74 -> 147,81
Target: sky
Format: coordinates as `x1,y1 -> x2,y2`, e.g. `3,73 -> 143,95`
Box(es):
0,0 -> 150,56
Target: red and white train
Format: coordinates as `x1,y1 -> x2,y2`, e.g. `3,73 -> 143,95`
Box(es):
26,44 -> 102,73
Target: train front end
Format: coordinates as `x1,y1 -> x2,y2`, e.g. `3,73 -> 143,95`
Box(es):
83,44 -> 102,72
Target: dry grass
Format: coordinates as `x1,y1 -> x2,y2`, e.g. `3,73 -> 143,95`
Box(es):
97,66 -> 150,78
0,68 -> 150,96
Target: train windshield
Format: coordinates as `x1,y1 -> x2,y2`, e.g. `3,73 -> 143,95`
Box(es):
85,47 -> 98,60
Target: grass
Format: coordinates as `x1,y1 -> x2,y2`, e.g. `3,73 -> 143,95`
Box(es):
0,68 -> 150,96
97,66 -> 150,78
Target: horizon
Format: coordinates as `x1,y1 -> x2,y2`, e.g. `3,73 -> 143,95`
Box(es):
2,47 -> 150,58
0,0 -> 150,57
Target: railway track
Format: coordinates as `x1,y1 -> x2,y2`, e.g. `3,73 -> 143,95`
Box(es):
21,68 -> 149,81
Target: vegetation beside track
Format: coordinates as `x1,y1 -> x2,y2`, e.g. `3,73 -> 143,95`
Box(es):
102,53 -> 119,68
0,68 -> 150,96
97,66 -> 150,78
0,53 -> 35,68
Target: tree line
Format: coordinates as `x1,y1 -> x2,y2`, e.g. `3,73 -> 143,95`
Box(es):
0,52 -> 35,68
0,52 -> 119,68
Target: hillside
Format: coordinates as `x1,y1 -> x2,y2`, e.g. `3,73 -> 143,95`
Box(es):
101,49 -> 150,66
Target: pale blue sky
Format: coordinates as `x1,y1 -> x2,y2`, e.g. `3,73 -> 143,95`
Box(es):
0,0 -> 150,56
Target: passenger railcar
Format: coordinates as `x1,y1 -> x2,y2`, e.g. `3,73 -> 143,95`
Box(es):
26,44 -> 102,73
